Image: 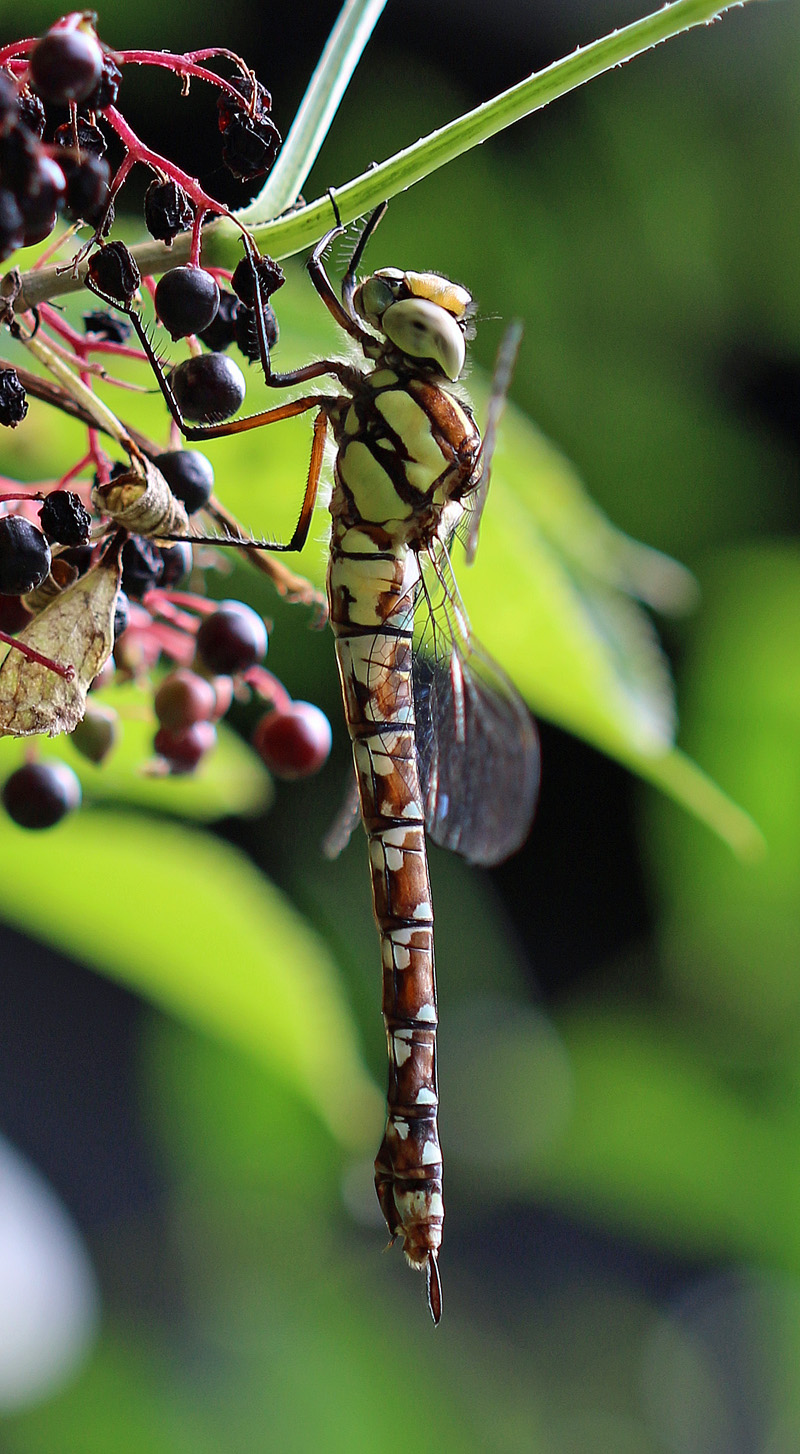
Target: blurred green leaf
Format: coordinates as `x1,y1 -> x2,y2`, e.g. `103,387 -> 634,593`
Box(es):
0,805 -> 380,1147
485,1005 -> 800,1272
647,545 -> 800,1033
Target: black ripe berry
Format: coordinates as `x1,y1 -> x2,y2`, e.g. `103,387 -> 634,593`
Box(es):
217,77 -> 280,181
198,288 -> 238,353
88,241 -> 140,304
159,541 -> 192,588
29,26 -> 104,106
153,449 -> 214,515
144,179 -> 193,245
195,601 -> 267,674
155,266 -> 220,341
121,536 -> 164,599
0,189 -> 24,263
81,53 -> 122,114
112,589 -> 129,640
39,491 -> 92,546
2,759 -> 82,829
170,353 -> 246,424
0,517 -> 51,594
61,150 -> 111,226
0,367 -> 28,428
0,73 -> 18,131
20,154 -> 66,248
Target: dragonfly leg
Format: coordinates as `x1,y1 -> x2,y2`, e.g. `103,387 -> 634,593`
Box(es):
341,203 -> 388,321
159,405 -> 331,555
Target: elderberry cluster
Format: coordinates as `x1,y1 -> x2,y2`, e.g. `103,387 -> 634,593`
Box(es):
0,17 -> 333,830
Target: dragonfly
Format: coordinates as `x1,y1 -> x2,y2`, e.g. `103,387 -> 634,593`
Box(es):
98,205 -> 541,1323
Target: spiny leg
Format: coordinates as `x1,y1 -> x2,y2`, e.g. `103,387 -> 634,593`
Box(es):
160,406 -> 331,555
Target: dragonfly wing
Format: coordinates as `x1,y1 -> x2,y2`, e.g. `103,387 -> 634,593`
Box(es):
413,630 -> 540,867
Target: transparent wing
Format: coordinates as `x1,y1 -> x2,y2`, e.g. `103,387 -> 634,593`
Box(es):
413,538 -> 540,867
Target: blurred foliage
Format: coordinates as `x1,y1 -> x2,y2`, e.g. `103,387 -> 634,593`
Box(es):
1,1 -> 799,1451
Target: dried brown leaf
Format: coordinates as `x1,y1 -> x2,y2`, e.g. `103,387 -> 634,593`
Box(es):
0,553 -> 121,737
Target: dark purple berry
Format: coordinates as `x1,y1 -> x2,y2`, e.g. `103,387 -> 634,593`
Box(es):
60,149 -> 111,226
0,595 -> 31,634
0,517 -> 51,594
120,536 -> 163,599
81,54 -> 121,114
143,179 -> 193,245
0,73 -> 18,133
15,90 -> 46,139
0,188 -> 24,262
170,353 -> 246,424
2,759 -> 82,829
87,240 -> 140,304
0,124 -> 40,199
153,449 -> 214,515
231,253 -> 284,306
112,589 -> 129,639
38,490 -> 91,546
0,367 -> 28,427
154,668 -> 217,731
82,309 -> 131,344
252,702 -> 332,780
19,154 -> 66,247
217,77 -> 280,181
155,266 -> 219,341
154,719 -> 216,774
53,117 -> 107,157
158,541 -> 192,587
195,601 -> 267,674
197,288 -> 238,352
29,26 -> 103,106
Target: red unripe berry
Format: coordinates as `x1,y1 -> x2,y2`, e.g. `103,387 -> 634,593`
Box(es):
154,720 -> 217,774
154,669 -> 217,731
252,702 -> 332,780
30,27 -> 104,105
2,759 -> 82,828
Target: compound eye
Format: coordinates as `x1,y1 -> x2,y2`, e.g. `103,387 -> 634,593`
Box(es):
353,276 -> 399,329
381,298 -> 466,379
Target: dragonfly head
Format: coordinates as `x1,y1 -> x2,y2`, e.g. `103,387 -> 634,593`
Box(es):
353,268 -> 473,381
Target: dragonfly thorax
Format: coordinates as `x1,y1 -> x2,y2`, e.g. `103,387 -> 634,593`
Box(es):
330,367 -> 481,546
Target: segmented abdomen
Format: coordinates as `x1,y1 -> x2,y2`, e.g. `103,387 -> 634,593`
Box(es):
327,526 -> 444,1286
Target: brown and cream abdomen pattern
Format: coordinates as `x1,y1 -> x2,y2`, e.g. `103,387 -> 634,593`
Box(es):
327,529 -> 443,1272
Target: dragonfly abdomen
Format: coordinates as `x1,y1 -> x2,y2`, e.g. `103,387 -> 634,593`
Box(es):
328,530 -> 444,1315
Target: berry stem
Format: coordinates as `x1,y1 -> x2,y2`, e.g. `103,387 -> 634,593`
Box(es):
243,664 -> 293,713
113,49 -> 252,107
103,106 -> 242,231
0,631 -> 75,681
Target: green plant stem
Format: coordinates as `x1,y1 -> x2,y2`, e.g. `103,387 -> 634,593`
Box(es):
15,0 -> 757,309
